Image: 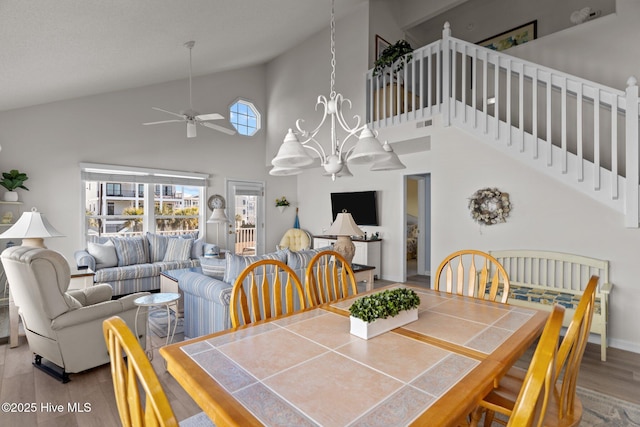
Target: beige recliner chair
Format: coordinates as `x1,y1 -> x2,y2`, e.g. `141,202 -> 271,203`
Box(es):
1,246 -> 148,382
276,228 -> 311,252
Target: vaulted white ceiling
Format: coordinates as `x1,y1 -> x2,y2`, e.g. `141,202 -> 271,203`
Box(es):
0,0 -> 367,112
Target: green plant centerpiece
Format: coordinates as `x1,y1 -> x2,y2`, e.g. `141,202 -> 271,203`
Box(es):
349,287 -> 421,339
373,39 -> 414,78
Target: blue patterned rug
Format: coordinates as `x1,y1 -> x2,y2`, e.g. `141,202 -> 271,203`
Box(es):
148,309 -> 183,338
486,386 -> 640,426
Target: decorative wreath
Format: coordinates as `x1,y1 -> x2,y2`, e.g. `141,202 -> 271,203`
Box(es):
468,188 -> 511,226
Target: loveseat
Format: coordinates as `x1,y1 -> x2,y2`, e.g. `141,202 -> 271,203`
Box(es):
74,233 -> 204,296
178,246 -> 331,338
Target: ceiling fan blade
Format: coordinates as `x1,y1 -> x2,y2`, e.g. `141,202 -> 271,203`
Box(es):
201,121 -> 236,135
195,113 -> 224,121
187,122 -> 197,138
152,107 -> 186,119
143,119 -> 185,125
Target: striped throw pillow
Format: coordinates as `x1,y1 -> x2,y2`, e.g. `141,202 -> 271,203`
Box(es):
163,238 -> 193,262
113,237 -> 149,267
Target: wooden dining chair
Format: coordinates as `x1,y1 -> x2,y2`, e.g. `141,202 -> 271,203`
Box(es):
102,316 -> 214,427
478,275 -> 599,427
470,305 -> 566,427
229,259 -> 306,328
305,250 -> 358,306
434,249 -> 511,303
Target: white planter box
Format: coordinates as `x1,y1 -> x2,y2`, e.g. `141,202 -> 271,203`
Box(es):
349,308 -> 418,340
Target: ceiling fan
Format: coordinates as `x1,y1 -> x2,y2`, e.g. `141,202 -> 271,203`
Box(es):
143,41 -> 236,138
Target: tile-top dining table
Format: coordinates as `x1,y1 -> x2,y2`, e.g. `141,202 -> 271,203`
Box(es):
160,285 -> 548,427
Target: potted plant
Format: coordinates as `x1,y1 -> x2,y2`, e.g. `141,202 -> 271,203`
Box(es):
349,287 -> 421,339
372,40 -> 417,119
275,196 -> 290,213
373,39 -> 414,78
0,169 -> 29,202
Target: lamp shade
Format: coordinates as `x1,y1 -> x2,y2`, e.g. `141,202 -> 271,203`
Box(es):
0,208 -> 64,247
370,141 -> 406,171
269,165 -> 304,176
326,211 -> 364,237
347,127 -> 392,164
271,129 -> 314,168
207,208 -> 230,224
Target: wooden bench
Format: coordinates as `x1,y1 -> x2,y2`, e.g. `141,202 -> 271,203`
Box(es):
490,250 -> 612,361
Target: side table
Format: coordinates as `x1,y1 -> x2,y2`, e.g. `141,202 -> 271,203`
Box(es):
134,293 -> 180,360
352,264 -> 376,291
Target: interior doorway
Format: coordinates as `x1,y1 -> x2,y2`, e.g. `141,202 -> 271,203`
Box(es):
405,174 -> 431,280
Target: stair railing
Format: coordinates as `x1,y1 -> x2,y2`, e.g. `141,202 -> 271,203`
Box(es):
366,23 -> 640,227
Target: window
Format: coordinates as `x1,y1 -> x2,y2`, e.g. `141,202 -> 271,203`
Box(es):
229,99 -> 261,136
81,163 -> 208,243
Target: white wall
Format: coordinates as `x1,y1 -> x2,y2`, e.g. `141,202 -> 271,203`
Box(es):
0,64 -> 294,261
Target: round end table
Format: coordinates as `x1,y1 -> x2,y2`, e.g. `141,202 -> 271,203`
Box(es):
134,293 -> 181,360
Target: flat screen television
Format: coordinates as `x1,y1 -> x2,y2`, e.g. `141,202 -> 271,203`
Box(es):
330,191 -> 379,226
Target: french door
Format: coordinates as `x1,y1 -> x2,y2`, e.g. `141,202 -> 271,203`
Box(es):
225,180 -> 265,256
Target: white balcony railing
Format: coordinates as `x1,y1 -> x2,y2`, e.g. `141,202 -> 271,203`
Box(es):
366,23 -> 640,227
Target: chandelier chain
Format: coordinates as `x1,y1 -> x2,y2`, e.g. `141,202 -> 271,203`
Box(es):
330,0 -> 336,99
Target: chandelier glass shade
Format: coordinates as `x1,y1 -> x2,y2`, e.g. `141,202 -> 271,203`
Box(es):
269,0 -> 404,180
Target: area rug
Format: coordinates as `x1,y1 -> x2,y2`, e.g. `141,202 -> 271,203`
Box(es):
577,386 -> 640,426
148,309 -> 183,338
485,386 -> 640,426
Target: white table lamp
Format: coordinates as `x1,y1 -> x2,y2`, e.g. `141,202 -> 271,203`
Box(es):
207,208 -> 230,248
0,207 -> 64,248
326,210 -> 364,265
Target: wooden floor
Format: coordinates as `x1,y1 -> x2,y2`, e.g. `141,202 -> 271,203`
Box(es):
0,281 -> 638,426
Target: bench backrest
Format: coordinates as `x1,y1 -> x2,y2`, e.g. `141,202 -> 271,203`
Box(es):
490,250 -> 609,296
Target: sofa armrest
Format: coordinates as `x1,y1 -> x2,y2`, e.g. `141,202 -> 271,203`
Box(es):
74,250 -> 96,272
50,291 -> 150,330
179,272 -> 232,306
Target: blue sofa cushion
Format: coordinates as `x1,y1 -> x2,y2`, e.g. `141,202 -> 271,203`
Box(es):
147,233 -> 170,262
95,263 -> 161,282
163,238 -> 193,262
286,246 -> 332,270
200,256 -> 226,279
223,249 -> 289,284
113,236 -> 149,266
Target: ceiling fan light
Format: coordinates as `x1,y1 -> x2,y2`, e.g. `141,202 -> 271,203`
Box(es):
187,122 -> 197,138
347,127 -> 392,164
271,129 -> 314,167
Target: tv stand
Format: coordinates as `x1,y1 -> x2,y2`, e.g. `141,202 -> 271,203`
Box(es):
313,236 -> 381,279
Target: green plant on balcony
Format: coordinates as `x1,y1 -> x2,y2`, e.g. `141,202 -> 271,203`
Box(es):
373,39 -> 414,78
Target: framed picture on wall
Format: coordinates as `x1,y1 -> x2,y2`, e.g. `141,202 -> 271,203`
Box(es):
375,35 -> 390,59
477,20 -> 537,51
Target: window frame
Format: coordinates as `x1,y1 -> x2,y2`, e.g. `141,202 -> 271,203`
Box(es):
80,163 -> 209,245
229,98 -> 261,136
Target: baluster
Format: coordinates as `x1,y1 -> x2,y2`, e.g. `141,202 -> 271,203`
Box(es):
451,39 -> 457,119
506,59 -> 512,145
577,83 -> 584,181
442,23 -> 451,126
625,76 -> 639,227
483,50 -> 488,134
461,44 -> 467,123
519,62 -> 524,151
472,47 -> 477,129
594,89 -> 601,190
546,72 -> 552,166
494,55 -> 500,140
533,68 -> 538,159
611,95 -> 618,199
561,76 -> 567,173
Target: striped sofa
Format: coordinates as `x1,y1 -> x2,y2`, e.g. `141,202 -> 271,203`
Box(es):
74,233 -> 203,296
179,246 -> 330,338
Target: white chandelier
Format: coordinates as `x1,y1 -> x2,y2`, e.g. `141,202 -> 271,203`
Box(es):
269,0 -> 405,180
